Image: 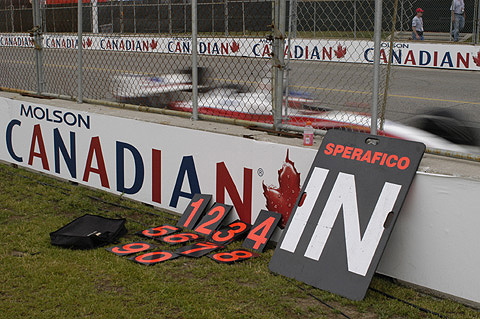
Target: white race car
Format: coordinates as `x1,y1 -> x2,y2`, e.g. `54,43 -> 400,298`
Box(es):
110,72 -> 479,154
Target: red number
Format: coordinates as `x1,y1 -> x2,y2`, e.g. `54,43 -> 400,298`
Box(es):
162,233 -> 199,243
211,222 -> 247,242
135,251 -> 173,263
212,250 -> 253,262
194,206 -> 226,235
246,217 -> 275,250
182,198 -> 204,228
111,243 -> 151,254
142,225 -> 178,237
180,242 -> 219,255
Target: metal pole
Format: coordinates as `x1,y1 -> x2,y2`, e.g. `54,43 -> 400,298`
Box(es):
169,0 -> 172,34
273,0 -> 286,130
78,0 -> 83,103
400,0 -> 403,31
192,0 -> 198,120
284,0 -> 295,119
224,0 -> 228,36
184,0 -> 187,33
133,0 -> 136,33
120,0 -> 124,33
313,1 -> 316,37
242,1 -> 245,35
354,0 -> 357,39
32,0 -> 44,95
111,0 -> 114,32
92,0 -> 98,33
157,0 -> 164,33
473,0 -> 477,44
10,0 -> 14,32
371,0 -> 382,135
475,0 -> 480,44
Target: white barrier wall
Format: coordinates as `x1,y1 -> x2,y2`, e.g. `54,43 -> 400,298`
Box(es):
1,96 -> 479,305
1,33 -> 479,71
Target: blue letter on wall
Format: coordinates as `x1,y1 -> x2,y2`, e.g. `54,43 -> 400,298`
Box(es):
116,141 -> 145,194
169,156 -> 201,208
6,119 -> 23,162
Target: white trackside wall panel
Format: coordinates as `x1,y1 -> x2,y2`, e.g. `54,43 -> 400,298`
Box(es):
0,96 -> 480,304
377,173 -> 480,304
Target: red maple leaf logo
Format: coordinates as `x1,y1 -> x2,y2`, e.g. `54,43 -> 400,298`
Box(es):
473,51 -> 480,67
334,44 -> 346,58
86,38 -> 92,48
230,41 -> 240,53
150,39 -> 158,50
262,150 -> 303,228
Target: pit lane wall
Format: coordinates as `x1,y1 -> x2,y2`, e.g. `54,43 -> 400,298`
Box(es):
1,95 -> 480,305
1,33 -> 480,71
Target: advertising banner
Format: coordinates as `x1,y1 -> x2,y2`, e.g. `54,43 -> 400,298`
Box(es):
0,96 -> 315,225
1,33 -> 479,71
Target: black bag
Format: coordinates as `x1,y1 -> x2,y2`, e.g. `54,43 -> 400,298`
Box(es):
50,214 -> 128,249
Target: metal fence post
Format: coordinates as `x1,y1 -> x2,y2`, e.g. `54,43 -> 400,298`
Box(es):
242,1 -> 245,35
273,0 -> 286,130
169,0 -> 172,34
475,0 -> 480,44
477,0 -> 480,44
32,0 -> 44,95
371,0 -> 382,135
192,0 -> 198,121
400,0 -> 404,31
224,0 -> 229,36
120,0 -> 124,33
354,0 -> 357,39
78,0 -> 83,103
284,0 -> 296,119
10,0 -> 14,32
92,0 -> 98,33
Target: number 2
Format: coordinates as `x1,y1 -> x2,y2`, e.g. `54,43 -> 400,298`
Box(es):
195,206 -> 226,235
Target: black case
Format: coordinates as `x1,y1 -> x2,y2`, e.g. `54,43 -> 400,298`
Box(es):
50,214 -> 127,249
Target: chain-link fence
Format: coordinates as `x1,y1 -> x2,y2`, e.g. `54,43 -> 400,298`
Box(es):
2,0 -> 480,39
1,0 -> 480,158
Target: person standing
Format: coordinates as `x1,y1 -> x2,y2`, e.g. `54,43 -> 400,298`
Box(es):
451,0 -> 465,42
412,8 -> 424,40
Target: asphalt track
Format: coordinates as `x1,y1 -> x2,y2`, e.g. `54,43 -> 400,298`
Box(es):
2,47 -> 479,138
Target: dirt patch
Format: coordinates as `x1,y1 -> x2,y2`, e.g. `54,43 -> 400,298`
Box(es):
95,278 -> 125,294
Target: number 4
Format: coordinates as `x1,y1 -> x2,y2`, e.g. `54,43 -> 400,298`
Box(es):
242,210 -> 282,252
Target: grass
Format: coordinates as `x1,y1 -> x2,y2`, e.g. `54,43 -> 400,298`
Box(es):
0,162 -> 479,319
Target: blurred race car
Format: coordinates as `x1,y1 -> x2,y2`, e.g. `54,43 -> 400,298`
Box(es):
110,68 -> 207,108
110,71 -> 479,154
170,87 -> 480,154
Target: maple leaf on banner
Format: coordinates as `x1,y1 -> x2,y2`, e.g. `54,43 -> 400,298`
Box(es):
262,150 -> 303,228
334,44 -> 347,58
473,51 -> 480,67
231,41 -> 240,53
150,40 -> 158,50
86,38 -> 92,48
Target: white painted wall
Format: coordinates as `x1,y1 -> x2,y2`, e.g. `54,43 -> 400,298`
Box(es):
1,96 -> 479,305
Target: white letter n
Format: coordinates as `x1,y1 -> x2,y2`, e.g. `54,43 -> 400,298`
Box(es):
304,172 -> 401,276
